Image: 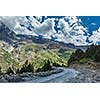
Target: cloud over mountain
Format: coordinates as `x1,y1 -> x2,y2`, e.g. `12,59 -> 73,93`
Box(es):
89,27 -> 100,45
52,16 -> 88,45
0,16 -> 100,46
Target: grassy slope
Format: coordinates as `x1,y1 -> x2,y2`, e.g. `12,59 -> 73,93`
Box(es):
14,42 -> 74,71
80,58 -> 94,63
0,42 -> 74,73
0,48 -> 19,73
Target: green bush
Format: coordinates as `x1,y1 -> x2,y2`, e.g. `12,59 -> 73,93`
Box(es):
86,45 -> 97,58
68,49 -> 85,66
86,45 -> 100,62
42,59 -> 52,71
68,45 -> 100,65
19,60 -> 33,74
36,59 -> 52,72
94,48 -> 100,62
6,67 -> 14,75
0,66 -> 1,74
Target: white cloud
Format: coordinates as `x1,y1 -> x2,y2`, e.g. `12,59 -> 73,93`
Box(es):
0,16 -> 39,35
91,23 -> 96,26
89,27 -> 100,44
34,18 -> 56,36
55,16 -> 88,45
0,16 -> 89,45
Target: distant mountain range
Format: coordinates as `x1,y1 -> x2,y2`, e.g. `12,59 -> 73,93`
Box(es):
0,16 -> 93,75
0,21 -> 89,53
0,21 -> 71,74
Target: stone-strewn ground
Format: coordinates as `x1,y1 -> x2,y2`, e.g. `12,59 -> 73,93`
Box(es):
0,63 -> 100,83
68,63 -> 100,83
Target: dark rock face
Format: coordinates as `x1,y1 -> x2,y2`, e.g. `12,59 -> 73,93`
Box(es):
0,22 -> 18,46
0,22 -> 10,34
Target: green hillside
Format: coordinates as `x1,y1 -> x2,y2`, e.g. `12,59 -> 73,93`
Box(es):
0,47 -> 19,73
0,41 -> 74,74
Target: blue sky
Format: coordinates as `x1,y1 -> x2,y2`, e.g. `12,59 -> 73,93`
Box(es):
79,16 -> 100,34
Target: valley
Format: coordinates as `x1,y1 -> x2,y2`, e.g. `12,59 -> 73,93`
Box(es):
0,22 -> 76,76
0,16 -> 100,83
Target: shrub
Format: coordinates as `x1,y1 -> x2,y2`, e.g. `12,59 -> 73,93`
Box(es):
86,45 -> 97,58
6,67 -> 14,75
68,49 -> 85,66
19,60 -> 33,74
85,45 -> 100,62
0,66 -> 1,74
35,59 -> 52,72
75,49 -> 85,59
94,48 -> 100,62
53,62 -> 62,67
41,59 -> 52,71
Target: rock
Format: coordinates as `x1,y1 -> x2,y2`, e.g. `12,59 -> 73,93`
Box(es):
0,77 -> 8,83
3,74 -> 24,82
33,68 -> 63,77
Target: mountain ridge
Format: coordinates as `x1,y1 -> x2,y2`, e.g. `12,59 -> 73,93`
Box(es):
0,21 -> 89,54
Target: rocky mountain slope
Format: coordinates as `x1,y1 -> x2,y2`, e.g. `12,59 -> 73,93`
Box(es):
0,21 -> 75,74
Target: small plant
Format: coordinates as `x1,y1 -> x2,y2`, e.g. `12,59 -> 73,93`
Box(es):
42,59 -> 52,71
68,49 -> 85,66
19,60 -> 33,74
0,66 -> 1,74
6,67 -> 14,75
